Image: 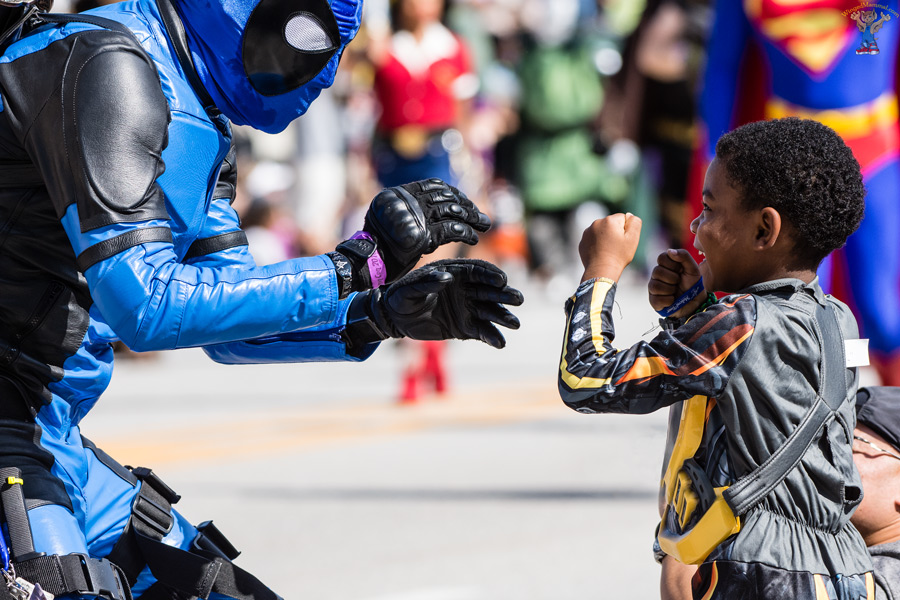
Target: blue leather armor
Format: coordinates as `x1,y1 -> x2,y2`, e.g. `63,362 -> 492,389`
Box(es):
0,0 -> 364,597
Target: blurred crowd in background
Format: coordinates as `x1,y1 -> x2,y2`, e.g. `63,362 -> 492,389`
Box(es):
58,0 -> 719,401
228,0 -> 706,298
52,0 -> 711,398
65,0 -> 900,396
65,0 -> 709,300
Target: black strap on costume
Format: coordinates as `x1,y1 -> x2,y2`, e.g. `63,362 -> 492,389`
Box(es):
154,0 -> 221,118
184,231 -> 249,261
10,554 -> 133,600
0,467 -> 132,600
76,228 -> 175,272
0,468 -> 36,561
106,467 -> 281,600
723,301 -> 847,516
106,467 -> 179,585
35,11 -> 134,36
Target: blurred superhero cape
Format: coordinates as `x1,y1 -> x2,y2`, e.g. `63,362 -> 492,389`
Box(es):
684,40 -> 769,265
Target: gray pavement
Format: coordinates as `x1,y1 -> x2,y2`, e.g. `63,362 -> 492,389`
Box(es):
83,271 -> 863,600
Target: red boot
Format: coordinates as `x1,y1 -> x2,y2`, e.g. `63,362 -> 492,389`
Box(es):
399,367 -> 421,404
422,340 -> 448,395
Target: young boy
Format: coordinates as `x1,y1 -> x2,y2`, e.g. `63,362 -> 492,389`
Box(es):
559,118 -> 874,599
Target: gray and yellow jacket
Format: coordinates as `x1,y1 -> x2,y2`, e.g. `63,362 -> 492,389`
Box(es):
559,276 -> 872,581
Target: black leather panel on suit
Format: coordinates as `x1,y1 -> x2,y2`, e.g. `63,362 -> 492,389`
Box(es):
71,46 -> 171,231
0,28 -> 171,230
0,26 -> 170,403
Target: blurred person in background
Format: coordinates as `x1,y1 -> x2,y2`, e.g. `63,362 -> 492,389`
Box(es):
611,0 -> 709,249
367,0 -> 479,403
442,1 -> 532,283
291,86 -> 350,256
697,0 -> 900,386
506,0 -> 641,295
0,0 -> 524,598
368,0 -> 477,190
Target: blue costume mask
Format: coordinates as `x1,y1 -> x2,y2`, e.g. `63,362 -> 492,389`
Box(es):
175,0 -> 363,133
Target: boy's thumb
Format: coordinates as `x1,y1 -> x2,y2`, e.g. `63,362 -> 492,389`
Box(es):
666,249 -> 700,275
624,213 -> 642,237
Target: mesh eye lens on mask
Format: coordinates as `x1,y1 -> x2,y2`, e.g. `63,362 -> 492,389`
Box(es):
242,0 -> 340,97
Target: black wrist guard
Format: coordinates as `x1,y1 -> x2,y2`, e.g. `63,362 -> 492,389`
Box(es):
336,235 -> 379,286
326,251 -> 354,299
342,289 -> 389,356
328,234 -> 383,300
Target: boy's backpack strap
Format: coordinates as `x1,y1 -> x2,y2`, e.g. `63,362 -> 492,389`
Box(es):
723,301 -> 847,515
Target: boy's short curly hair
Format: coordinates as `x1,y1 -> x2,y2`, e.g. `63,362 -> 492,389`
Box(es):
715,117 -> 865,267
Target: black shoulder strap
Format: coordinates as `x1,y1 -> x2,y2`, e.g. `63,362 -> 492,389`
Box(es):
154,0 -> 220,117
0,467 -> 36,561
35,12 -> 134,36
723,300 -> 847,515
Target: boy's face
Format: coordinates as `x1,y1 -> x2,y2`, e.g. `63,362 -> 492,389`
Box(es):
690,158 -> 761,293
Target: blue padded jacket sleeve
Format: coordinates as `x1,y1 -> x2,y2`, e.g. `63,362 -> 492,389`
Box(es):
62,206 -> 347,352
202,294 -> 379,364
187,199 -> 374,364
700,0 -> 753,157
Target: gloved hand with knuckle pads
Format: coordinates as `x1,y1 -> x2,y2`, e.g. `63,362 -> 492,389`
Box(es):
364,178 -> 492,282
344,259 -> 524,351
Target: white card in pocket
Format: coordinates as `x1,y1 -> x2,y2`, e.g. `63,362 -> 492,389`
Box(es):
845,338 -> 870,368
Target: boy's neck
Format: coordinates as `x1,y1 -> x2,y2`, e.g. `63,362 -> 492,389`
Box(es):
732,266 -> 818,292
771,267 -> 817,285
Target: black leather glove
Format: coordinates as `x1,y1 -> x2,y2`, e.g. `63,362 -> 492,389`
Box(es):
343,259 -> 524,352
363,179 -> 492,282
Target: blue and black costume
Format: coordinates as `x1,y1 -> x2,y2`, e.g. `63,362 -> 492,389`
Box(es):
0,0 -> 523,598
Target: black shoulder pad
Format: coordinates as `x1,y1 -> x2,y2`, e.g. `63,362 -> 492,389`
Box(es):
68,33 -> 171,231
1,29 -> 171,230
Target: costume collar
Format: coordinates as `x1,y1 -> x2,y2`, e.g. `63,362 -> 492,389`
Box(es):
738,277 -> 828,304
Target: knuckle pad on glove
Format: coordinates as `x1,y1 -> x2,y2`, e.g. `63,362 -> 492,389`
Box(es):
414,178 -> 446,192
437,223 -> 477,246
367,187 -> 432,274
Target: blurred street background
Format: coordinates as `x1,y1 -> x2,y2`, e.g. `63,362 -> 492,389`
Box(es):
87,274 -> 674,600
50,0 -> 891,597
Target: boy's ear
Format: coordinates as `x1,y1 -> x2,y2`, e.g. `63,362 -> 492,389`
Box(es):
755,207 -> 782,250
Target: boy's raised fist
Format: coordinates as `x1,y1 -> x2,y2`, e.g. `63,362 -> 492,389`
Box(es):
578,213 -> 642,282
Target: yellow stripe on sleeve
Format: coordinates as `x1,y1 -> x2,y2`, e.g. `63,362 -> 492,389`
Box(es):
559,279 -> 616,391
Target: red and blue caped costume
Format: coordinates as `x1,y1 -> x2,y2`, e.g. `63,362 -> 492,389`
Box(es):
699,0 -> 900,384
